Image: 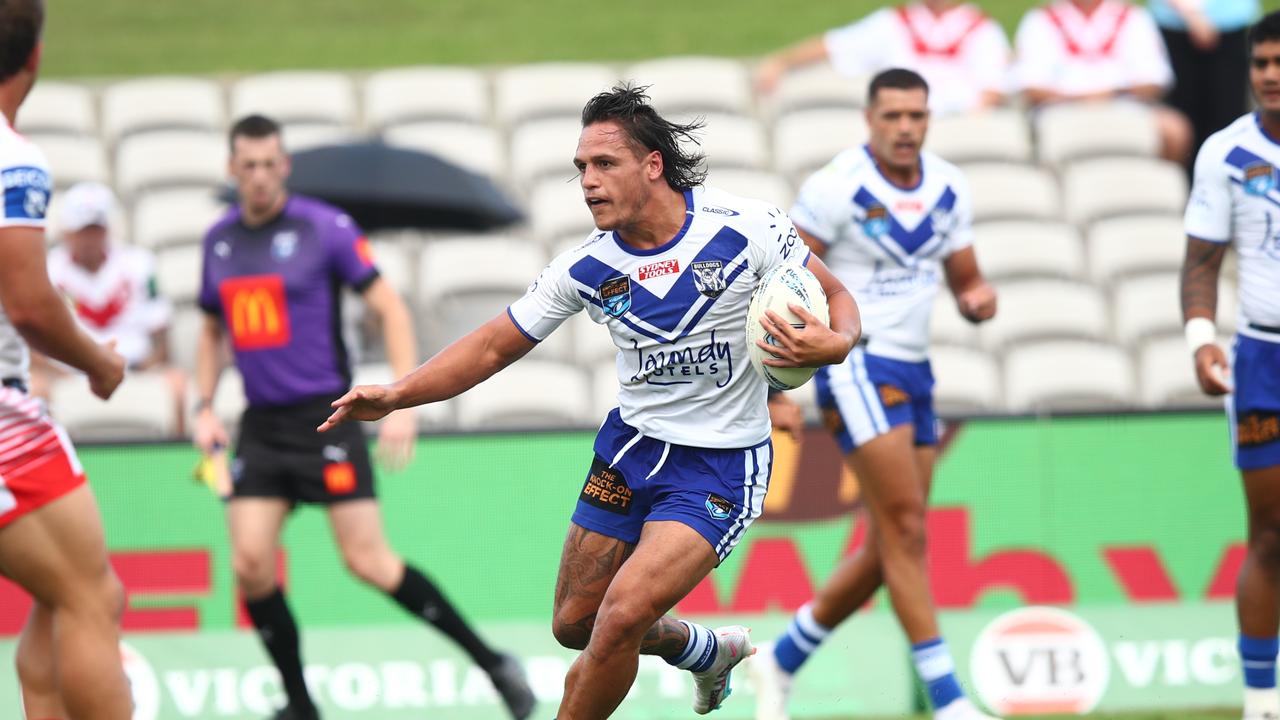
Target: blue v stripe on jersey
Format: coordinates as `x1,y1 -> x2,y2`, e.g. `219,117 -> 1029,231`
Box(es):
852,186 -> 956,256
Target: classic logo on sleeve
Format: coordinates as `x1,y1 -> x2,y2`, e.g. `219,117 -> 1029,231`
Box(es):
599,275 -> 632,318
580,456 -> 633,514
218,274 -> 291,350
1244,162 -> 1277,197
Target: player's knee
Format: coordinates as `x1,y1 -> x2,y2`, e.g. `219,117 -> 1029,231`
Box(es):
14,639 -> 54,692
590,601 -> 657,653
1251,524 -> 1280,566
876,498 -> 927,554
342,546 -> 399,590
551,614 -> 592,650
231,548 -> 276,595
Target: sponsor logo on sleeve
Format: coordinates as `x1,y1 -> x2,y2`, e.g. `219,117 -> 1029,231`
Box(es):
1244,162 -> 1277,197
2,165 -> 51,221
861,204 -> 889,239
580,456 -> 633,514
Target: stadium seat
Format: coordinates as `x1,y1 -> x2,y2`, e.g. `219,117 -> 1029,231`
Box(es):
591,363 -> 620,422
962,162 -> 1062,223
1138,334 -> 1220,408
282,123 -> 360,153
1035,101 -> 1160,167
772,108 -> 868,182
1112,274 -> 1237,347
51,371 -> 178,441
455,360 -> 592,430
363,66 -> 490,128
494,63 -> 618,127
930,292 -> 980,348
704,168 -> 793,209
101,77 -> 224,144
623,57 -> 753,116
17,81 -> 94,136
931,344 -> 1002,415
155,243 -> 204,305
762,65 -> 865,120
1062,157 -> 1187,227
973,220 -> 1085,282
32,134 -> 109,190
529,178 -> 594,245
1003,340 -> 1136,412
132,189 -> 226,249
347,362 -> 458,432
230,71 -> 357,127
509,117 -> 585,189
115,130 -> 227,200
925,109 -> 1032,165
570,312 -> 618,366
382,121 -> 505,179
980,279 -> 1108,350
1086,213 -> 1186,285
692,113 -> 769,171
168,303 -> 205,373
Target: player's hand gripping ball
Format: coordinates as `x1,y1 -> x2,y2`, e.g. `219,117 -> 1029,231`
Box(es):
747,264 -> 830,390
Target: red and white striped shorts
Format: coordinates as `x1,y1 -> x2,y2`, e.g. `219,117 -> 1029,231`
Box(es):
0,387 -> 85,531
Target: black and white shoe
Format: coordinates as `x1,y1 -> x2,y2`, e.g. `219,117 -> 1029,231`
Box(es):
488,653 -> 537,719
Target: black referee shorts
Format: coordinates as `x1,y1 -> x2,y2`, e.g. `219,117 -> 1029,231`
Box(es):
231,396 -> 375,504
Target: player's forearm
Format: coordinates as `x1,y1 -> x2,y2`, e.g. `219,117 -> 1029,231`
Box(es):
389,314 -> 530,409
8,289 -> 109,378
826,289 -> 861,356
1125,84 -> 1165,102
1022,87 -> 1067,106
378,298 -> 418,380
1180,237 -> 1228,321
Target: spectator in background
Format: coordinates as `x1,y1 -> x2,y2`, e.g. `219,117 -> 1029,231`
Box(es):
1014,0 -> 1194,163
33,182 -> 185,426
1149,0 -> 1260,158
754,0 -> 1012,116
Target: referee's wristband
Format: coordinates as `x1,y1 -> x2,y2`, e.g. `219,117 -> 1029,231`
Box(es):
1184,317 -> 1217,353
193,398 -> 213,414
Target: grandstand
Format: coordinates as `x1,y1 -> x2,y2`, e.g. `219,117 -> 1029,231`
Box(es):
20,61 -> 1220,441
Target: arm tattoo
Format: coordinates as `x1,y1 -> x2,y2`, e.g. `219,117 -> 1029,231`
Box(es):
1180,237 -> 1228,321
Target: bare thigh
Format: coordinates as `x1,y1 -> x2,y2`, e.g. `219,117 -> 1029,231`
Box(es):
0,484 -> 116,607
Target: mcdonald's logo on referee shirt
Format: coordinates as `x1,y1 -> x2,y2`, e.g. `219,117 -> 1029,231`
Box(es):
218,274 -> 291,350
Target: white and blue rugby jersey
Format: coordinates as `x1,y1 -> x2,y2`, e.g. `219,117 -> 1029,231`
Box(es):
0,115 -> 53,382
508,186 -> 810,449
1185,113 -> 1280,335
790,146 -> 973,362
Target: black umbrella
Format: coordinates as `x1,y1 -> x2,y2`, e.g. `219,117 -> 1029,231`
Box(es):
261,141 -> 522,232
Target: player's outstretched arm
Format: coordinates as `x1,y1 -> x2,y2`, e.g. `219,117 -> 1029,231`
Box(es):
757,254 -> 860,369
1180,235 -> 1230,395
0,227 -> 124,400
320,311 -> 536,431
944,246 -> 997,323
755,36 -> 829,94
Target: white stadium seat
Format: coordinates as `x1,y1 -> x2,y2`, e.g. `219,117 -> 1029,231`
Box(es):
1035,101 -> 1160,167
168,303 -> 205,373
210,368 -> 247,432
101,77 -> 224,144
51,371 -> 178,441
383,121 -> 505,179
571,312 -> 618,366
155,243 -> 204,305
348,362 -> 457,432
704,169 -> 793,209
762,65 -> 865,120
32,134 -> 108,189
1138,334 -> 1219,408
963,162 -> 1061,222
772,108 -> 868,181
931,344 -> 1001,415
282,123 -> 359,153
115,130 -> 226,199
925,109 -> 1032,165
132,189 -> 226,249
455,360 -> 592,430
1062,157 -> 1187,227
980,279 -> 1108,350
973,221 -> 1084,282
509,117 -> 584,189
623,57 -> 753,116
1004,340 -> 1136,412
494,63 -> 618,127
364,66 -> 490,128
529,178 -> 594,245
17,81 -> 94,136
930,292 -> 980,347
691,113 -> 769,171
1086,213 -> 1186,285
1111,272 -> 1181,346
231,71 -> 357,127
366,236 -> 417,299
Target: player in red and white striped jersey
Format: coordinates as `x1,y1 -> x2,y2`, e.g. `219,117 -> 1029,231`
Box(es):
0,1 -> 132,718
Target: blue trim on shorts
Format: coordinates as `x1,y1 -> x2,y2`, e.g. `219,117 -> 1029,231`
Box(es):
815,350 -> 937,454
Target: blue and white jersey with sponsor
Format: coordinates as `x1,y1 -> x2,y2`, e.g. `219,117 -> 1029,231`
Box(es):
790,146 -> 972,362
1185,113 -> 1280,335
0,114 -> 53,382
508,185 -> 810,449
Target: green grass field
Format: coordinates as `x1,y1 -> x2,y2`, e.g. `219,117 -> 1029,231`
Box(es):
41,0 -> 1049,78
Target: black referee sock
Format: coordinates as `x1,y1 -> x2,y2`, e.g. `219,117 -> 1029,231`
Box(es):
391,565 -> 503,671
245,588 -> 315,712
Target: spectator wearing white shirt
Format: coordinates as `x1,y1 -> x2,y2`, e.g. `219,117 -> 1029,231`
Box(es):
1015,0 -> 1194,163
755,0 -> 1012,117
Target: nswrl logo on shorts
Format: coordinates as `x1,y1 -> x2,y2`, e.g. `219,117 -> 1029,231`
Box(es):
705,494 -> 734,520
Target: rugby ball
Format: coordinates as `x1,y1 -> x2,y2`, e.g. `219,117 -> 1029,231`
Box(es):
747,264 -> 830,391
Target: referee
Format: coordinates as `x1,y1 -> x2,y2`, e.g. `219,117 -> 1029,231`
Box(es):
193,115 -> 534,720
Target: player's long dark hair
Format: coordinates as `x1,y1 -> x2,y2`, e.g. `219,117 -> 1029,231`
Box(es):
0,0 -> 43,83
580,83 -> 708,191
1250,10 -> 1280,51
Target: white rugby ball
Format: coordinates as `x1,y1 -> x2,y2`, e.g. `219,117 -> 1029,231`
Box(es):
747,264 -> 830,391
